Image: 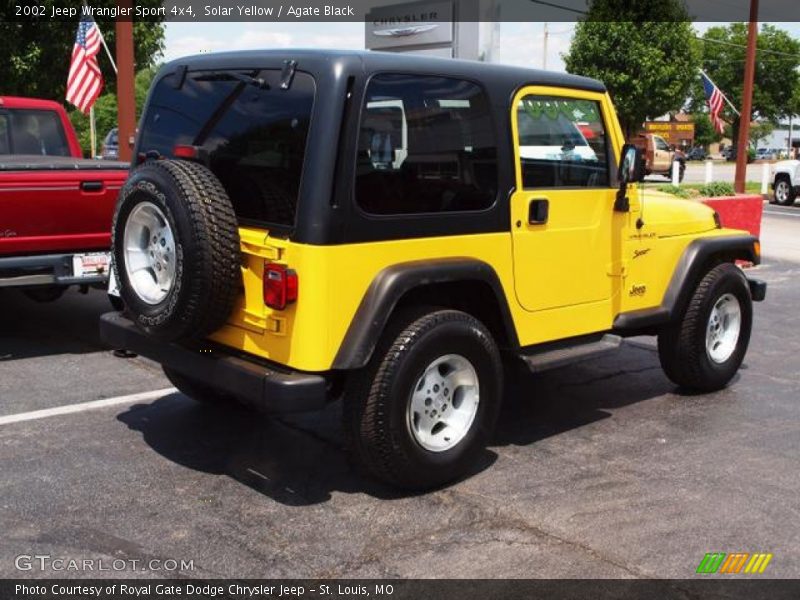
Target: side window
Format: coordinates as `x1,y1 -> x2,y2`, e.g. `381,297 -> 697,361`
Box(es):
355,74 -> 498,215
654,136 -> 670,151
516,95 -> 610,189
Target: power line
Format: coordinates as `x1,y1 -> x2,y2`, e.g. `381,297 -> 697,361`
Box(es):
696,36 -> 800,59
527,0 -> 588,16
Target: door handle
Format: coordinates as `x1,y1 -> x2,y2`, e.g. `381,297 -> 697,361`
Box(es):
80,181 -> 104,192
528,198 -> 549,224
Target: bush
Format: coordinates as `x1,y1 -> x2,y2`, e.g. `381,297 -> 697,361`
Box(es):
697,182 -> 735,197
656,185 -> 692,199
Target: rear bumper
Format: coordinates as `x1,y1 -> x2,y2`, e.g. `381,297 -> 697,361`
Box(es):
0,252 -> 108,288
99,312 -> 328,414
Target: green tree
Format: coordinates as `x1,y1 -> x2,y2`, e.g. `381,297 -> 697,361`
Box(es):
0,2 -> 164,102
692,113 -> 723,148
693,23 -> 800,147
563,0 -> 701,138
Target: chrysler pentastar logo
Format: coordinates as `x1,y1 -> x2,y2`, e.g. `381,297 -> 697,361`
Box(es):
374,24 -> 439,37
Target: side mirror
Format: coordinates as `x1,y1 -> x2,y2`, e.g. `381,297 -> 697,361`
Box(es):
618,143 -> 644,185
615,143 -> 643,212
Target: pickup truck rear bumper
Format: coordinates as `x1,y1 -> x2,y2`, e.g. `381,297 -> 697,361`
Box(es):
0,252 -> 108,288
99,312 -> 328,414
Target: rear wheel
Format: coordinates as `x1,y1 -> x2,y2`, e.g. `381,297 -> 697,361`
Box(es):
163,367 -> 235,406
658,263 -> 752,392
343,308 -> 503,489
773,176 -> 796,206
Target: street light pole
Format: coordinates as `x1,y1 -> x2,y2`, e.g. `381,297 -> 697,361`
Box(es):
115,0 -> 136,163
735,0 -> 759,194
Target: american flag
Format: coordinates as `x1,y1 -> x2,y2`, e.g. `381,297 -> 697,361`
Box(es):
701,71 -> 726,135
66,16 -> 104,114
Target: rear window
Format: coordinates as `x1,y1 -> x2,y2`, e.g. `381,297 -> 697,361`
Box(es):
0,109 -> 70,157
138,69 -> 316,228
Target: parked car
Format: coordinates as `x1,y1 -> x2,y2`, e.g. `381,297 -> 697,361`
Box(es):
725,146 -> 755,163
771,159 -> 800,205
0,96 -> 128,303
631,133 -> 686,181
101,50 -> 766,489
686,146 -> 707,161
101,128 -> 119,160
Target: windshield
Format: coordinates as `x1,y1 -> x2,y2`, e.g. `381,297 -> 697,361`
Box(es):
138,68 -> 316,229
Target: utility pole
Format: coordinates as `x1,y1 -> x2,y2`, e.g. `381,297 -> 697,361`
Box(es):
735,0 -> 758,194
542,22 -> 548,70
116,0 -> 136,162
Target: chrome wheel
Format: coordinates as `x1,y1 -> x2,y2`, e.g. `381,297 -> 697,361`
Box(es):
706,293 -> 742,364
775,180 -> 788,203
407,354 -> 480,452
123,202 -> 176,305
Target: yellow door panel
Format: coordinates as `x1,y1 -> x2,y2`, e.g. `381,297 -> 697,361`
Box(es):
509,85 -> 625,315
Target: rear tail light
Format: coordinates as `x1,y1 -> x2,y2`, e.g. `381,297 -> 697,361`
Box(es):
173,144 -> 201,159
264,263 -> 298,310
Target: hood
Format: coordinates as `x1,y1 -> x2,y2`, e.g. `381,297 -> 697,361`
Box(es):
635,189 -> 718,238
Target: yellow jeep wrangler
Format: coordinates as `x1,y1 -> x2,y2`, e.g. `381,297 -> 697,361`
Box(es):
102,50 -> 766,489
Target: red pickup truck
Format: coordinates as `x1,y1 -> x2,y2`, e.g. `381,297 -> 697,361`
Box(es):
0,96 -> 128,302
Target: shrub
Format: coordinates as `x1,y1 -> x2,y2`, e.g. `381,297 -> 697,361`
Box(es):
697,182 -> 735,197
656,185 -> 692,199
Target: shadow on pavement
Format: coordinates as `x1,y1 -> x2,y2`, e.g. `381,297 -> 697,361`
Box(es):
0,287 -> 113,361
117,343 -> 672,507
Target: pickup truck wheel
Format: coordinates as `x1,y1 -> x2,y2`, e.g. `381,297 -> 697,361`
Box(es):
163,367 -> 235,406
112,160 -> 240,341
657,263 -> 752,392
773,176 -> 795,206
23,286 -> 66,303
669,162 -> 686,183
343,308 -> 503,489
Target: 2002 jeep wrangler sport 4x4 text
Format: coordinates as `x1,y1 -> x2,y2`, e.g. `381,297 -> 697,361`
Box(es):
101,50 -> 766,489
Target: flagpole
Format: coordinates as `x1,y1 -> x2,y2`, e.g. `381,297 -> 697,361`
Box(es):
81,0 -> 117,74
97,27 -> 118,75
699,69 -> 741,117
89,106 -> 97,158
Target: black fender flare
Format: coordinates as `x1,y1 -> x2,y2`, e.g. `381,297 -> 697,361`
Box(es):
613,235 -> 760,332
332,258 -> 519,370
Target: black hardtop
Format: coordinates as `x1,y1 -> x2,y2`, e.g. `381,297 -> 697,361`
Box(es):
159,48 -> 606,96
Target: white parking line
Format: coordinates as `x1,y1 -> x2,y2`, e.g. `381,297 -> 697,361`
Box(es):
764,209 -> 800,218
0,388 -> 176,427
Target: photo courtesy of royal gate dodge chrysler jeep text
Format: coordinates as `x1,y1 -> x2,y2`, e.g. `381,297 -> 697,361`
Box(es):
100,50 -> 766,489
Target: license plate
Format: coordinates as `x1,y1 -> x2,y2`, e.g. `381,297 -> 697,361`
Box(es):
72,252 -> 111,279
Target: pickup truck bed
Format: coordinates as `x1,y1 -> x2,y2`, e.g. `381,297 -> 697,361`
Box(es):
0,156 -> 128,292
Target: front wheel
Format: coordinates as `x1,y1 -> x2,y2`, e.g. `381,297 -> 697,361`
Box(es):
773,176 -> 796,206
658,263 -> 752,392
344,309 -> 503,490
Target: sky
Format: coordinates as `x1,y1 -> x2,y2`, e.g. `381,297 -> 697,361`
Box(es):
163,21 -> 800,73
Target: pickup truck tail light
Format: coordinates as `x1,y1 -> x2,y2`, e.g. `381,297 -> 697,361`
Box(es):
264,263 -> 298,310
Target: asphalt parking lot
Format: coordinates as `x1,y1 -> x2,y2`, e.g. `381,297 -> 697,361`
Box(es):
1,205 -> 798,579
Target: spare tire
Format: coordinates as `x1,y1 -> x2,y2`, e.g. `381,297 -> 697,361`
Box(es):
111,159 -> 241,341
